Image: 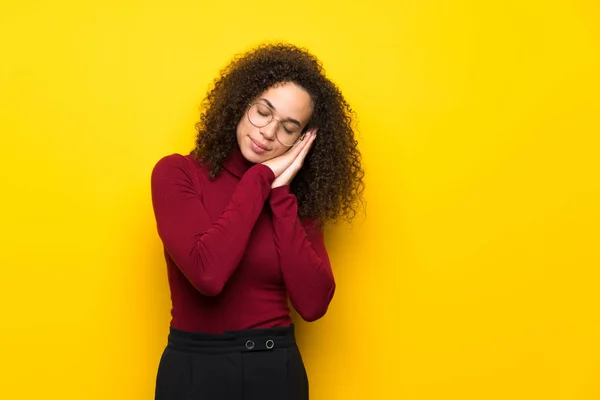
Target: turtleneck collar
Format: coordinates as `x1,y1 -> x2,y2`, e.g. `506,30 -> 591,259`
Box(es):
222,147 -> 255,178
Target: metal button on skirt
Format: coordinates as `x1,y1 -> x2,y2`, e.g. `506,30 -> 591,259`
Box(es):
154,324 -> 309,400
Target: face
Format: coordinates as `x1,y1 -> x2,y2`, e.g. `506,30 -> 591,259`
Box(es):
236,82 -> 313,163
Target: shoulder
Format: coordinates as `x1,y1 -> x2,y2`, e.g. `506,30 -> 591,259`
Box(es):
153,153 -> 198,170
151,153 -> 211,196
152,153 -> 208,177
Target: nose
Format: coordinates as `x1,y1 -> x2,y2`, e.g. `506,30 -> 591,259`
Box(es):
259,119 -> 279,140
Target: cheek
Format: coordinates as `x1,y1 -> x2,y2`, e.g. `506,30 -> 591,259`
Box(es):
272,144 -> 289,158
237,118 -> 262,139
236,120 -> 252,145
236,120 -> 246,136
259,145 -> 289,162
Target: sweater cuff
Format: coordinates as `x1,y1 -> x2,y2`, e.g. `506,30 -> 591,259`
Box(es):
249,164 -> 276,184
269,184 -> 297,218
270,184 -> 291,198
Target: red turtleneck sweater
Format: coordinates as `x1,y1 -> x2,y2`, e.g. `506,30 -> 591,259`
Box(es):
150,149 -> 335,333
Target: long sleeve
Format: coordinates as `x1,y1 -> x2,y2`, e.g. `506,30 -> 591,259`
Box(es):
151,154 -> 275,296
268,185 -> 336,322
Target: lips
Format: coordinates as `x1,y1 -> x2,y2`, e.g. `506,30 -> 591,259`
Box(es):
250,138 -> 269,151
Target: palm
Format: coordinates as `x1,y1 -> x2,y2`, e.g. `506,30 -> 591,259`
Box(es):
268,130 -> 317,188
272,163 -> 297,187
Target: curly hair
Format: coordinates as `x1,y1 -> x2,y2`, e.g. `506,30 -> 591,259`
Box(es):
191,43 -> 365,224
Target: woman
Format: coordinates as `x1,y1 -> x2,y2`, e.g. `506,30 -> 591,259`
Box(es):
150,43 -> 364,400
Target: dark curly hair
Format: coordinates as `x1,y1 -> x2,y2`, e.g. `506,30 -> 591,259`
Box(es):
191,43 -> 365,224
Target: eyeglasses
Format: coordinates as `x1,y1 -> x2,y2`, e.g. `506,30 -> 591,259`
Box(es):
246,103 -> 304,147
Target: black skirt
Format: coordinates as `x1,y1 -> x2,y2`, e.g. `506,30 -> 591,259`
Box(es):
155,324 -> 309,400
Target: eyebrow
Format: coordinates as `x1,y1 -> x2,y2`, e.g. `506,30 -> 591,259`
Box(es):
259,98 -> 302,126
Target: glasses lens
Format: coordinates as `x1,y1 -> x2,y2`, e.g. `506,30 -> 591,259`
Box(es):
248,104 -> 271,127
248,103 -> 302,147
277,128 -> 301,147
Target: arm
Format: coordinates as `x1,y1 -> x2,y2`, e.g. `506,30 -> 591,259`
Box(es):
151,154 -> 275,296
269,185 -> 336,321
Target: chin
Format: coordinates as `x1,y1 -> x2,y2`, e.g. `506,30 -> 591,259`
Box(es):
240,146 -> 260,164
239,141 -> 267,164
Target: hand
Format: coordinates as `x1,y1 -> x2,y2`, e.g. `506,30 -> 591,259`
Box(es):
262,129 -> 317,178
271,129 -> 317,188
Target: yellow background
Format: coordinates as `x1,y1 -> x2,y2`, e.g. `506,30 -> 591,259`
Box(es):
1,1 -> 599,399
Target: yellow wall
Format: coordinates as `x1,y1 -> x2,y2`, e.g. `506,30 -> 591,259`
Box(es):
1,1 -> 599,399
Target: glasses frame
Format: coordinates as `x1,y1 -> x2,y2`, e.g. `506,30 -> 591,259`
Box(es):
246,103 -> 306,147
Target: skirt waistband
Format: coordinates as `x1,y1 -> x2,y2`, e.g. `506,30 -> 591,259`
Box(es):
167,325 -> 296,354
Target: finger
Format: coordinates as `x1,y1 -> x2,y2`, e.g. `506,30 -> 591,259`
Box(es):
293,133 -> 316,166
288,132 -> 312,157
300,127 -> 318,141
299,132 -> 316,154
306,131 -> 317,149
301,128 -> 317,141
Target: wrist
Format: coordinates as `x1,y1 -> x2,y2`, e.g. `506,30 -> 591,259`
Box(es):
271,176 -> 290,189
271,182 -> 292,191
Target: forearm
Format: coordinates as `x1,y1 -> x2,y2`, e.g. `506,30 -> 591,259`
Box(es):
269,186 -> 335,321
152,155 -> 275,296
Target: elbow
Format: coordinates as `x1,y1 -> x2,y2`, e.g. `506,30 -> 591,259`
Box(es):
183,244 -> 229,296
296,282 -> 336,322
190,275 -> 226,297
299,307 -> 328,322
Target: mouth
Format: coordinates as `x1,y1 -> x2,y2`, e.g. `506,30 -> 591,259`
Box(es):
250,137 -> 270,152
